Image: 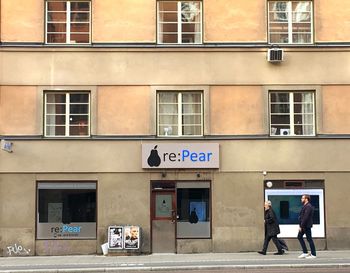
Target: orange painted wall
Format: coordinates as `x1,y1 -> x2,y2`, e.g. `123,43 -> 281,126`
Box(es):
204,0 -> 266,42
97,86 -> 151,135
1,0 -> 44,42
315,0 -> 350,42
210,86 -> 265,135
322,86 -> 350,134
0,86 -> 38,135
92,0 -> 156,42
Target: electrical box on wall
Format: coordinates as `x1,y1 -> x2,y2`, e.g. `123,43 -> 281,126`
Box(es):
267,48 -> 284,62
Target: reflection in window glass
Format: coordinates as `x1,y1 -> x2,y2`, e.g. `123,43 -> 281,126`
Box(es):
177,183 -> 210,238
158,1 -> 202,44
46,1 -> 90,44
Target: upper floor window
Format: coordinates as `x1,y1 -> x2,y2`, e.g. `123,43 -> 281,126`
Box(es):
158,1 -> 202,44
268,1 -> 313,44
46,1 -> 91,44
44,92 -> 90,137
157,91 -> 203,136
269,91 -> 315,136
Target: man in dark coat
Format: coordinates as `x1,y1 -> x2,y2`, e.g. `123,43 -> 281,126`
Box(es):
297,194 -> 316,259
258,201 -> 284,255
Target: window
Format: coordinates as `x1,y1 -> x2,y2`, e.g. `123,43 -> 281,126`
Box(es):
157,91 -> 203,136
37,182 -> 96,239
264,181 -> 325,238
268,1 -> 313,44
46,1 -> 91,44
44,92 -> 90,137
158,1 -> 202,44
177,182 -> 210,238
269,91 -> 315,136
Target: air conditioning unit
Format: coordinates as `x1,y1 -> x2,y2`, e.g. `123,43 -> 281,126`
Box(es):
267,48 -> 284,62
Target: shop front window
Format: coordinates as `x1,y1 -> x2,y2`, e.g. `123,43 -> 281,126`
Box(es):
37,182 -> 96,239
176,182 -> 210,238
264,181 -> 325,238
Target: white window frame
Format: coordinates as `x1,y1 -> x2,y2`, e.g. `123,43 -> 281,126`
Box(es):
44,91 -> 91,137
268,1 -> 313,44
157,1 -> 203,45
157,91 -> 203,137
45,0 -> 91,45
265,189 -> 325,238
269,91 -> 316,137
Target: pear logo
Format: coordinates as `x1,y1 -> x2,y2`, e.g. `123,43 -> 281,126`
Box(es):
147,145 -> 161,167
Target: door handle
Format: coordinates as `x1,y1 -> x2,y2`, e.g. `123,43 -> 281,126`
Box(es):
171,210 -> 176,223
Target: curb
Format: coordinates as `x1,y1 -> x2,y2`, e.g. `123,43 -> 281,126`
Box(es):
1,263 -> 350,273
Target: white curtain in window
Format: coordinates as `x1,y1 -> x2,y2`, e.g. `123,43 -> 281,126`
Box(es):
295,2 -> 310,22
301,93 -> 313,135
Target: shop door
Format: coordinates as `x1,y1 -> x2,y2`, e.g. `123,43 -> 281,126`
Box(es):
152,190 -> 176,253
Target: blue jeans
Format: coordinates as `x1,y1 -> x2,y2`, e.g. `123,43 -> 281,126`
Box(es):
298,227 -> 316,256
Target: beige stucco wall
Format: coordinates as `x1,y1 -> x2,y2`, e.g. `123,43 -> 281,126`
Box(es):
322,86 -> 350,134
0,174 -> 36,256
204,0 -> 266,42
1,50 -> 350,86
0,0 -> 44,42
97,86 -> 151,135
210,86 -> 265,135
315,0 -> 350,42
92,0 -> 156,43
0,86 -> 38,135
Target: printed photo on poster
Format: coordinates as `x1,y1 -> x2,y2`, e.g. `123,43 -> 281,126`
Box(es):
108,226 -> 124,249
124,226 -> 140,249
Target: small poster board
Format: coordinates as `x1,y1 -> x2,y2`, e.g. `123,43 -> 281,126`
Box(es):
108,226 -> 124,249
124,226 -> 140,249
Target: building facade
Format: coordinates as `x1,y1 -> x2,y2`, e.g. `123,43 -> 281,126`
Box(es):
1,0 -> 350,256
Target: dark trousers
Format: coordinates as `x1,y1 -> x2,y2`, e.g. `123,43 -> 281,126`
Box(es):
262,235 -> 283,253
298,227 -> 316,256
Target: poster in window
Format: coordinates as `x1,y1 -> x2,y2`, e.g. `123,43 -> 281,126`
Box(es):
108,226 -> 124,249
123,226 -> 140,249
189,201 -> 206,222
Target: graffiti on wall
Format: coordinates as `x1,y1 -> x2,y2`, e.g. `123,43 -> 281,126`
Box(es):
6,244 -> 31,256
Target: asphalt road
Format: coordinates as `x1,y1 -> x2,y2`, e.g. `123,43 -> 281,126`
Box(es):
126,270 -> 350,273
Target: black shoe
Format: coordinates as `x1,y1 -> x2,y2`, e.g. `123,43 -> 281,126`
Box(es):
258,251 -> 266,255
274,250 -> 285,255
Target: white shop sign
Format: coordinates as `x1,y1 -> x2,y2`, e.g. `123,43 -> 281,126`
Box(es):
142,143 -> 219,169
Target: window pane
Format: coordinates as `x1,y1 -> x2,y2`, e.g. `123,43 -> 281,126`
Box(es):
70,104 -> 89,114
159,12 -> 178,23
270,103 -> 290,114
177,187 -> 210,238
47,23 -> 66,32
159,23 -> 178,33
270,92 -> 289,103
183,104 -> 201,114
159,92 -> 178,103
271,125 -> 291,136
159,104 -> 178,114
294,103 -> 313,114
294,92 -> 313,103
46,104 -> 66,115
46,115 -> 66,125
47,12 -> 67,22
70,125 -> 89,136
69,115 -> 88,125
70,23 -> 89,33
181,2 -> 201,22
182,115 -> 201,125
294,125 -> 314,135
46,94 -> 66,103
292,33 -> 311,43
182,93 -> 201,103
47,34 -> 66,43
159,1 -> 177,12
159,125 -> 178,136
159,114 -> 178,125
183,125 -> 201,135
46,126 -> 65,136
271,114 -> 290,125
71,2 -> 90,11
70,34 -> 89,43
48,2 -> 66,11
182,33 -> 201,43
70,94 -> 89,103
159,34 -> 178,43
155,194 -> 173,218
70,12 -> 89,22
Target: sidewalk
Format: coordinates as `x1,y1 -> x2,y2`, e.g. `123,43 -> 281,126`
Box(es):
0,251 -> 350,272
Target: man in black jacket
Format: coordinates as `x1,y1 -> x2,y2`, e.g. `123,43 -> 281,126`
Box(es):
297,194 -> 316,259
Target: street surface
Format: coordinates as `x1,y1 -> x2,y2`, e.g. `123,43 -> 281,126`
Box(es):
127,270 -> 350,273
